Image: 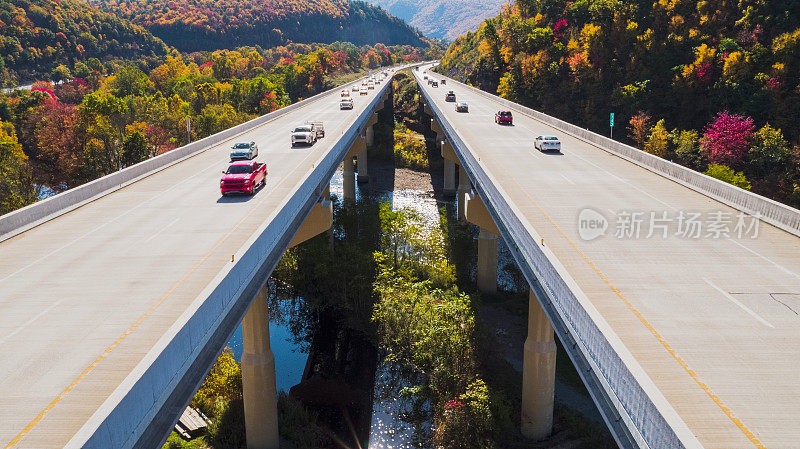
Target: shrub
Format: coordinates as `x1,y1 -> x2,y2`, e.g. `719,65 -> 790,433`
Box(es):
704,164 -> 751,190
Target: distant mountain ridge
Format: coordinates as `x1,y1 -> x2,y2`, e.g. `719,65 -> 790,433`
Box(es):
362,0 -> 508,40
87,0 -> 429,51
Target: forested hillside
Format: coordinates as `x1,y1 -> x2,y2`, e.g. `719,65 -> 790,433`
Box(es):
364,0 -> 507,40
0,0 -> 169,84
87,0 -> 428,51
437,0 -> 800,207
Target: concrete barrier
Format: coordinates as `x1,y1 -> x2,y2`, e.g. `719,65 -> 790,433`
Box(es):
0,70 -> 381,243
435,71 -> 800,238
416,71 -> 702,449
64,64 -> 420,449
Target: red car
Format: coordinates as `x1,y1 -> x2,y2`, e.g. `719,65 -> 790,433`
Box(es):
220,160 -> 267,196
495,111 -> 513,125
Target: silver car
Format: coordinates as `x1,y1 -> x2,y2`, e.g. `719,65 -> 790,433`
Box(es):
534,135 -> 562,152
230,141 -> 258,160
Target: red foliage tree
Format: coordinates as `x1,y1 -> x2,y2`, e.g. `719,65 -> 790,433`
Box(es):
701,112 -> 755,169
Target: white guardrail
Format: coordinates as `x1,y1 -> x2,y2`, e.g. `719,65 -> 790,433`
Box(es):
0,66 -> 393,242
417,67 -> 704,449
441,71 -> 800,238
55,63 -> 422,449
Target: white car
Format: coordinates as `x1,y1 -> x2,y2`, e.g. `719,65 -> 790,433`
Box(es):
340,98 -> 354,110
352,85 -> 360,92
360,89 -> 368,95
534,135 -> 562,152
368,83 -> 375,90
291,125 -> 316,146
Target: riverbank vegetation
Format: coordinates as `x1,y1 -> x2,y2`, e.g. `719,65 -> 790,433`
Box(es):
0,43 -> 423,215
436,0 -> 800,207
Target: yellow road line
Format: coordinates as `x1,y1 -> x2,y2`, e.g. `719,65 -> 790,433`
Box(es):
491,153 -> 766,448
4,146 -> 321,448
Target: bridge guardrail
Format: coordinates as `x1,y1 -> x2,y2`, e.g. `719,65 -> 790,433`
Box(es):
416,70 -> 702,449
69,63 -> 421,449
437,71 -> 800,238
0,68 -> 389,243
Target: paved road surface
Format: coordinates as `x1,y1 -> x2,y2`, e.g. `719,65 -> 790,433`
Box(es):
419,66 -> 800,448
0,74 -> 391,448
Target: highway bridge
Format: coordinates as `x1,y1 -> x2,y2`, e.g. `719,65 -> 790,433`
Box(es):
1,60 -> 799,449
0,65 -> 405,449
416,63 -> 800,449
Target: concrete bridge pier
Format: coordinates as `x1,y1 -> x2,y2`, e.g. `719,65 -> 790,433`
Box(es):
457,165 -> 470,222
440,140 -> 457,196
521,288 -> 557,440
241,286 -> 279,449
241,185 -> 333,449
464,192 -> 499,294
359,115 -> 377,183
343,136 -> 366,201
342,155 -> 355,202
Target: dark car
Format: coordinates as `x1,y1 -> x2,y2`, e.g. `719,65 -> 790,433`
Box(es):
445,91 -> 456,102
441,79 -> 447,85
432,81 -> 439,87
495,111 -> 513,125
456,102 -> 469,112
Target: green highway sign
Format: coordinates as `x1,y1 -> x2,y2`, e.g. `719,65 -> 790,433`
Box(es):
610,112 -> 615,127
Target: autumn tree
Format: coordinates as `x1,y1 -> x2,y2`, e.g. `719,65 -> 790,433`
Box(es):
0,121 -> 36,214
701,112 -> 755,169
644,119 -> 670,158
628,111 -> 652,149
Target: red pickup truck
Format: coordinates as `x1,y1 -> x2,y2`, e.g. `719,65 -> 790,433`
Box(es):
220,160 -> 267,196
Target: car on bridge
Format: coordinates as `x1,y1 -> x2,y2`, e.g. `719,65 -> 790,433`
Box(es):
360,88 -> 368,95
291,124 -> 320,146
441,79 -> 446,85
341,90 -> 350,97
456,102 -> 469,112
340,98 -> 354,110
445,91 -> 456,102
352,85 -> 360,92
534,135 -> 562,152
230,141 -> 258,161
495,110 -> 513,125
432,81 -> 438,87
220,160 -> 267,196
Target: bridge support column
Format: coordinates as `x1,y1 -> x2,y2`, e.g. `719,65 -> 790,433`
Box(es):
457,165 -> 469,222
343,136 -> 366,202
477,229 -> 498,295
343,155 -> 355,202
521,288 -> 556,440
365,125 -> 374,148
444,160 -> 456,195
241,286 -> 279,449
441,140 -> 458,196
465,192 -> 499,295
357,148 -> 369,183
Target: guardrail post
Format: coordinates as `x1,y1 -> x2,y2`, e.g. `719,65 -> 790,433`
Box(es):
521,288 -> 556,441
241,286 -> 279,449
